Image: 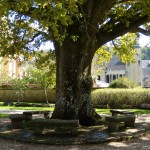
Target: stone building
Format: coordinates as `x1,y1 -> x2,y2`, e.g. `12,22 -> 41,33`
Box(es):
142,60 -> 150,87
95,47 -> 150,87
0,57 -> 25,79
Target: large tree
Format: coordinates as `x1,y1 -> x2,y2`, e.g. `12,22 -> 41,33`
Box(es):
0,0 -> 150,125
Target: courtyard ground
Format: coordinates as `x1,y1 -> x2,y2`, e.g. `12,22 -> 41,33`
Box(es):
0,110 -> 149,149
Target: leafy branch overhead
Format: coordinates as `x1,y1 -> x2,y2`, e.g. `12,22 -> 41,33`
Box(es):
0,1 -> 150,56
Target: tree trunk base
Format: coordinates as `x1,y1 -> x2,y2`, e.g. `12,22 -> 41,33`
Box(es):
78,108 -> 102,126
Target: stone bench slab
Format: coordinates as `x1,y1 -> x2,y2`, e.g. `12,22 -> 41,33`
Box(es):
110,109 -> 134,116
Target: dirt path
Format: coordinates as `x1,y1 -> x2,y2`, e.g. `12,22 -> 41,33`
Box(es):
0,135 -> 149,150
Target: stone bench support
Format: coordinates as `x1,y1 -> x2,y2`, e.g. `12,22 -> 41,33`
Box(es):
9,114 -> 28,129
105,115 -> 135,132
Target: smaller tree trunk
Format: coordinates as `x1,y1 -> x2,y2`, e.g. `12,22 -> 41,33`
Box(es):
78,65 -> 101,126
44,87 -> 49,104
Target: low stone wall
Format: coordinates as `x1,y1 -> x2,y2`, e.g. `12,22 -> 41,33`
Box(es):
0,89 -> 56,103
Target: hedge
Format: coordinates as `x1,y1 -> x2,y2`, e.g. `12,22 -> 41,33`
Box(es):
0,89 -> 56,103
0,88 -> 150,109
91,88 -> 150,109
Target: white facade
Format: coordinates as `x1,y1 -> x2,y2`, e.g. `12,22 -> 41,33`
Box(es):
0,58 -> 25,79
141,60 -> 150,87
126,47 -> 142,86
95,47 -> 149,87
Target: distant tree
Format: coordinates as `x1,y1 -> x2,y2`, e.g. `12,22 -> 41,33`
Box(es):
109,77 -> 137,89
141,46 -> 150,60
11,77 -> 30,102
92,45 -> 112,78
29,50 -> 56,104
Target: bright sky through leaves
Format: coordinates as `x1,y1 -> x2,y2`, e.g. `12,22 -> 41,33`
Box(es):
139,34 -> 150,46
40,35 -> 150,50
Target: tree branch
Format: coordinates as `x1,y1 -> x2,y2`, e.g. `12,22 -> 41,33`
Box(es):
131,27 -> 150,36
25,30 -> 50,44
27,32 -> 41,43
87,0 -> 117,34
97,14 -> 149,47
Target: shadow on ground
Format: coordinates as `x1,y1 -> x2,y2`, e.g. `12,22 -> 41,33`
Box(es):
0,114 -> 149,145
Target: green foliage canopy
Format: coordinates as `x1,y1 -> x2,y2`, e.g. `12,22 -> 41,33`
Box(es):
26,50 -> 56,89
0,0 -> 150,59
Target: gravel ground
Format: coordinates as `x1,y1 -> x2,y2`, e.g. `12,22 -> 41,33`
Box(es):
0,135 -> 149,150
0,113 -> 149,150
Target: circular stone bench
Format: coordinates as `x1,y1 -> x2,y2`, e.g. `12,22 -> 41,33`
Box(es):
23,119 -> 79,134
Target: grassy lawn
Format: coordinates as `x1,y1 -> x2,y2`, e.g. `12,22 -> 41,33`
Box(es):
96,108 -> 150,115
0,106 -> 54,119
0,102 -> 149,118
0,102 -> 54,118
0,102 -> 54,111
0,106 -> 54,111
0,114 -> 9,118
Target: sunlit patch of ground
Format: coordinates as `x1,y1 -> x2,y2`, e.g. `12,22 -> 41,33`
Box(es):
108,141 -> 128,147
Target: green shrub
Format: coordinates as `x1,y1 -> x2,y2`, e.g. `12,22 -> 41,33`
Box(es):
109,77 -> 137,88
91,88 -> 150,109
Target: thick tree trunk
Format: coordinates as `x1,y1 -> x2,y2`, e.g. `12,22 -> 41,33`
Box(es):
51,39 -> 82,119
51,38 -> 101,125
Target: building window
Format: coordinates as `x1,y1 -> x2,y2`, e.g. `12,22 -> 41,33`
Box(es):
113,75 -> 116,80
106,75 -> 109,83
97,75 -> 101,80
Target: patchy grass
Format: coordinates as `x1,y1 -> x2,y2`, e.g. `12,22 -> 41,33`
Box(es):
95,109 -> 111,114
0,106 -> 54,111
0,102 -> 54,118
0,102 -> 149,119
0,102 -> 54,111
96,108 -> 150,115
0,114 -> 9,118
131,109 -> 150,114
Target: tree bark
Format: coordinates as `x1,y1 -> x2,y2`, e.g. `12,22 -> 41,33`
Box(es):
51,37 -> 101,126
51,39 -> 82,120
78,63 -> 101,126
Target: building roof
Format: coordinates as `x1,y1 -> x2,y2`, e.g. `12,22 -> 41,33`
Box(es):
115,61 -> 126,66
107,55 -> 126,66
